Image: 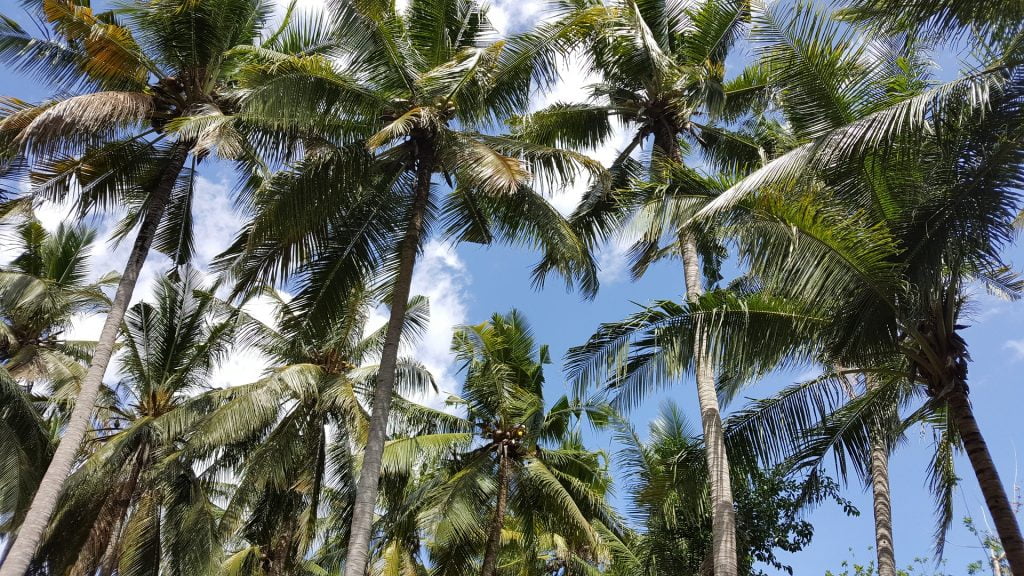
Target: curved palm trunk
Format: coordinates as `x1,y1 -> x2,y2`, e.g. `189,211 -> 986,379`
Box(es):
947,388 -> 1024,573
652,125 -> 737,576
480,452 -> 510,576
0,143 -> 190,576
343,151 -> 433,576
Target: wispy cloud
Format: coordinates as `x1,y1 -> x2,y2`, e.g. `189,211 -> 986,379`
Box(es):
1005,340 -> 1024,362
386,240 -> 471,407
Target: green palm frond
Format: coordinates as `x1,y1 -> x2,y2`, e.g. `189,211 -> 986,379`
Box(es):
566,291 -> 826,411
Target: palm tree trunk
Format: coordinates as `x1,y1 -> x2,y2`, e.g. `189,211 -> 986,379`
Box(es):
480,452 -> 510,576
947,388 -> 1024,574
343,151 -> 433,576
651,124 -> 738,576
868,407 -> 896,576
682,236 -> 738,576
0,143 -> 190,576
841,373 -> 896,576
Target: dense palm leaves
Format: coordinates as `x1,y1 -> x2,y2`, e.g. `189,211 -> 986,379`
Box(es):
705,3 -> 1024,570
0,219 -> 114,556
0,1 -> 293,570
217,1 -> 601,573
612,402 -> 852,576
192,289 -> 435,576
29,269 -> 234,576
397,310 -> 617,576
524,1 -> 766,572
1,220 -> 116,389
0,0 -> 1022,575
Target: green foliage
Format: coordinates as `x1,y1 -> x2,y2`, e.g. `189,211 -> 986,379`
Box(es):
414,310 -> 619,576
616,402 -> 857,576
31,268 -> 235,576
1,0 -> 1024,575
0,216 -> 114,532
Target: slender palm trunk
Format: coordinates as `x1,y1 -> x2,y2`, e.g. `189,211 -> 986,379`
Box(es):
480,452 -> 510,576
867,388 -> 896,576
343,150 -> 433,576
839,372 -> 897,576
682,237 -> 738,576
0,143 -> 189,576
652,124 -> 737,576
947,388 -> 1024,573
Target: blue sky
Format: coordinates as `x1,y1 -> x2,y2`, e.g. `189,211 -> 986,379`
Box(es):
1,0 -> 1023,574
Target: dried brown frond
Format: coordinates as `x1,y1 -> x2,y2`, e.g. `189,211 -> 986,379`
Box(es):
18,92 -> 154,154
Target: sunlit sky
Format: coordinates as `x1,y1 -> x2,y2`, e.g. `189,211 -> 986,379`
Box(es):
1,0 -> 1023,573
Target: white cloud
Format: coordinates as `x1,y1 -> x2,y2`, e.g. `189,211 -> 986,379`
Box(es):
596,235 -> 632,284
359,240 -> 469,408
274,0 -> 328,16
34,197 -> 77,232
525,49 -> 637,217
1005,340 -> 1024,362
533,53 -> 636,275
210,348 -> 272,388
65,311 -> 106,343
206,289 -> 289,388
487,0 -> 547,35
192,176 -> 243,265
406,240 -> 471,404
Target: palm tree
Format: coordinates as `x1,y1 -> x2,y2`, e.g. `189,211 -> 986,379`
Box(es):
639,2 -> 1024,569
379,310 -> 617,576
219,3 -> 602,573
566,2 -> 1013,573
27,268 -> 235,575
703,2 -> 1024,571
0,218 -> 115,558
520,2 -> 772,572
189,288 -> 436,576
642,8 -> 932,573
611,401 -> 851,576
836,0 -> 1024,49
731,366 -> 937,576
0,2 -> 289,570
0,219 -> 117,390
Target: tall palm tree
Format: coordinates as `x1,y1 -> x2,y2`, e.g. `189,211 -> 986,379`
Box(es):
0,2 -> 287,571
698,2 -> 1024,571
189,288 -> 436,576
219,3 -> 602,573
521,2 -> 767,572
621,8 -> 933,573
379,311 -> 617,576
0,217 -> 115,559
567,2 -> 1013,573
27,268 -> 235,575
645,3 -> 1024,570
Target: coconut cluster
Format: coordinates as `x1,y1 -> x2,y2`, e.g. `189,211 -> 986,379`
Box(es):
483,423 -> 527,447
